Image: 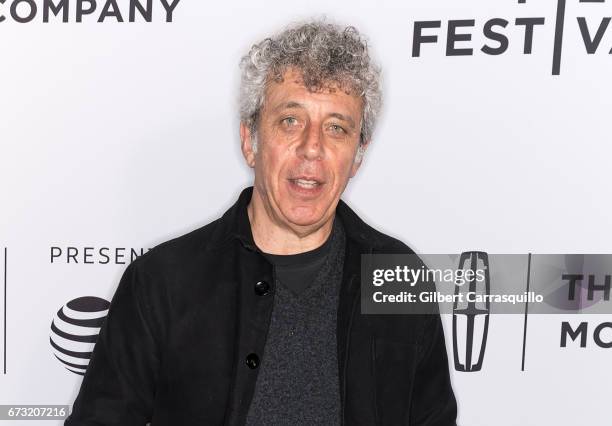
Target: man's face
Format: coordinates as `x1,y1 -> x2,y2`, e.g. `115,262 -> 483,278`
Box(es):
241,67 -> 366,230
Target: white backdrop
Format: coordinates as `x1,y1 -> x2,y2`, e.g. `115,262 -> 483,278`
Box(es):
1,0 -> 611,424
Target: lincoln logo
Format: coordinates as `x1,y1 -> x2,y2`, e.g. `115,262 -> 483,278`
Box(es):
452,251 -> 490,372
49,296 -> 110,375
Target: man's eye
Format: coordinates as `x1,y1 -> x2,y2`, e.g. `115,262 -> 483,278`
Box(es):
329,124 -> 346,134
282,117 -> 298,126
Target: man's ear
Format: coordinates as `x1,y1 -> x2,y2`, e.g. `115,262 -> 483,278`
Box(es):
240,122 -> 256,168
350,140 -> 370,177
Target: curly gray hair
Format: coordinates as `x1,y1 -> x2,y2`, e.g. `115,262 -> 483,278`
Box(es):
239,19 -> 382,148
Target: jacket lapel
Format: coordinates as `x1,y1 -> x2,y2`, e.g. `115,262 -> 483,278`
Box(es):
335,200 -> 377,425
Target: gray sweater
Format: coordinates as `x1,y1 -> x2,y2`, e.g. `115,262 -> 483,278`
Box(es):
245,218 -> 346,426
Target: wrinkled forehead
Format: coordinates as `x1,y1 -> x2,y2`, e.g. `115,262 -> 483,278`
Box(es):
267,65 -> 363,98
260,70 -> 365,128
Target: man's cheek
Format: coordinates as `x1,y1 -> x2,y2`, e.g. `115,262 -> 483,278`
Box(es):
343,156 -> 357,174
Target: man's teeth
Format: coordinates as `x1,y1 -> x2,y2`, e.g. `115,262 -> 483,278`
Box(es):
294,179 -> 319,188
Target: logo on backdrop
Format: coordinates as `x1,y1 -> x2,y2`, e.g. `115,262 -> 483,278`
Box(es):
449,253 -> 612,373
411,0 -> 611,75
452,251 -> 491,372
50,246 -> 151,264
0,0 -> 181,23
50,296 -> 110,375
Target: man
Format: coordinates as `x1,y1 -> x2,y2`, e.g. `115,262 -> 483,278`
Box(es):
66,20 -> 457,425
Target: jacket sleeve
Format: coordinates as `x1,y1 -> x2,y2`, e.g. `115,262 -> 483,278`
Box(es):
409,313 -> 458,426
65,260 -> 161,425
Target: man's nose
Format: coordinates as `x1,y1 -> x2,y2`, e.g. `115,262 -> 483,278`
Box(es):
296,124 -> 324,160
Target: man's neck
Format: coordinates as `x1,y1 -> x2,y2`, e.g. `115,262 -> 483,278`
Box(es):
247,190 -> 334,255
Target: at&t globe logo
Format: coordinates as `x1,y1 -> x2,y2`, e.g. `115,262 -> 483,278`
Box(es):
49,296 -> 110,375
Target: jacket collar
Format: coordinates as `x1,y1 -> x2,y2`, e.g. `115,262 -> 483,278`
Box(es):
208,186 -> 387,253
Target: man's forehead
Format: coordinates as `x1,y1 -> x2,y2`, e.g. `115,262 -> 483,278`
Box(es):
263,68 -> 363,114
268,67 -> 358,97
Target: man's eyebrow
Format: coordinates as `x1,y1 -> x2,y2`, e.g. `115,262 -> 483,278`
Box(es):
273,101 -> 305,112
329,112 -> 356,129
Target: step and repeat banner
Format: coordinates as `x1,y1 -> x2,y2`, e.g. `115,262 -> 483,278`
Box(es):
1,0 -> 610,424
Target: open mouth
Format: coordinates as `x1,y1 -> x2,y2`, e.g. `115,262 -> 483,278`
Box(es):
287,176 -> 326,195
289,178 -> 322,189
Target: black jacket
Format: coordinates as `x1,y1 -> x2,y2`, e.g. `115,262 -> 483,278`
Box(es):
66,186 -> 457,425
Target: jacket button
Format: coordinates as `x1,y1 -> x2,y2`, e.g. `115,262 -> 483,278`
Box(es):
254,280 -> 270,296
246,353 -> 260,369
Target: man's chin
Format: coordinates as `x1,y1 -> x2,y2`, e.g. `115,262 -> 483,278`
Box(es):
282,208 -> 327,228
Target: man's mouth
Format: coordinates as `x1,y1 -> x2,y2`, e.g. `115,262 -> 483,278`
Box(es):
290,178 -> 322,189
287,176 -> 326,195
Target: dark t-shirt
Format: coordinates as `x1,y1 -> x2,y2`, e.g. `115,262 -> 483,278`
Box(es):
262,231 -> 333,296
